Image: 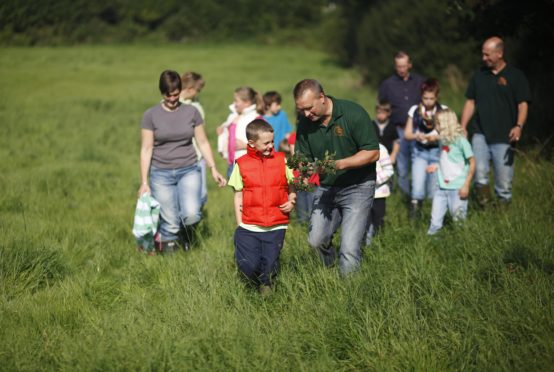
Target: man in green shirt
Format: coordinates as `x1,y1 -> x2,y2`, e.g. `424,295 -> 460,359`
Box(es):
294,79 -> 380,276
461,36 -> 531,206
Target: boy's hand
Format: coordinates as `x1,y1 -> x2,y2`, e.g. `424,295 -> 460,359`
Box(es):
279,201 -> 295,214
459,185 -> 470,200
426,164 -> 438,173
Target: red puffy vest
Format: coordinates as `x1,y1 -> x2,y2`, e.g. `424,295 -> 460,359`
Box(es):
237,146 -> 290,226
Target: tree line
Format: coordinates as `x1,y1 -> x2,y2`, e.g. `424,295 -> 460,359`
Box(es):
0,0 -> 328,44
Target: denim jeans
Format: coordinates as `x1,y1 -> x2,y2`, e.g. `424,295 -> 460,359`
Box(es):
308,179 -> 375,275
472,133 -> 514,201
198,158 -> 208,207
396,126 -> 413,196
411,145 -> 439,201
296,190 -> 315,224
149,164 -> 202,242
427,188 -> 468,235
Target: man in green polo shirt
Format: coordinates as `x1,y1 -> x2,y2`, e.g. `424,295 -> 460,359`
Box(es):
294,79 -> 380,276
461,36 -> 531,207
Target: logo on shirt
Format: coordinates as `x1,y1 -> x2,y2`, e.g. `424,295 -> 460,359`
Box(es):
497,76 -> 508,86
334,125 -> 344,137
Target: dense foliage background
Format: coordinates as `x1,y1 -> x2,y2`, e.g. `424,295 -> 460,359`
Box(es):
323,0 -> 554,151
0,0 -> 329,44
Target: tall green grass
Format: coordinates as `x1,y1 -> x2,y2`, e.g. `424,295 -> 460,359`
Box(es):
0,44 -> 553,371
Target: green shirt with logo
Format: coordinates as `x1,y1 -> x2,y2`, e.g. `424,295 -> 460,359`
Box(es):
296,96 -> 379,186
466,64 -> 531,144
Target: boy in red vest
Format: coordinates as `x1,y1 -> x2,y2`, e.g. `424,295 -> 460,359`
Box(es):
228,119 -> 296,295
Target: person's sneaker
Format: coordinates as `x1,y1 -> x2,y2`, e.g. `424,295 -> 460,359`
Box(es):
259,284 -> 273,298
161,240 -> 177,255
475,184 -> 491,209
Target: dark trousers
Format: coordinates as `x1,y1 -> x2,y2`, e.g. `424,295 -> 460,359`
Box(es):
234,227 -> 286,286
369,198 -> 386,235
366,198 -> 386,245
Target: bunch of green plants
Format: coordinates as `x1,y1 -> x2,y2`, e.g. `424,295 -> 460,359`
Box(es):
287,151 -> 336,191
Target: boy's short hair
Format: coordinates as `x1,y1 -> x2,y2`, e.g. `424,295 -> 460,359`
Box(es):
421,78 -> 440,95
263,91 -> 282,106
375,100 -> 391,112
246,119 -> 274,141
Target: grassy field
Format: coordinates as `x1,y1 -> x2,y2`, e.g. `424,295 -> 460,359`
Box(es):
0,44 -> 553,371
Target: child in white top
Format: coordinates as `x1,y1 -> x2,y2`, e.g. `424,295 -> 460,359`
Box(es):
366,143 -> 394,245
216,87 -> 264,178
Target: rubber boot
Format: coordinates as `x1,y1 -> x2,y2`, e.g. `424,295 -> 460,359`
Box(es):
408,200 -> 423,220
179,224 -> 197,251
475,184 -> 491,209
496,196 -> 511,210
160,240 -> 177,255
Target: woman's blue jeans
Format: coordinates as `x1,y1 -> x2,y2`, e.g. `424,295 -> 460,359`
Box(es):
149,164 -> 202,242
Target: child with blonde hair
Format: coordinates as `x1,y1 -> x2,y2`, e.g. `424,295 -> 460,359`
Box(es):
180,71 -> 208,207
427,110 -> 475,235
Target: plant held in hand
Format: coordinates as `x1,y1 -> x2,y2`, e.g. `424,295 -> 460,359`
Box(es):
287,151 -> 336,191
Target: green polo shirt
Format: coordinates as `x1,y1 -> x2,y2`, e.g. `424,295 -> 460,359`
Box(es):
296,96 -> 379,186
466,64 -> 531,144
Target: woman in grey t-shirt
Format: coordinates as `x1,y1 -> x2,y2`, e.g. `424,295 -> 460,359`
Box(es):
138,70 -> 226,253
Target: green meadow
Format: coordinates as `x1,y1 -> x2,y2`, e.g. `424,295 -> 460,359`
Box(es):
0,44 -> 553,371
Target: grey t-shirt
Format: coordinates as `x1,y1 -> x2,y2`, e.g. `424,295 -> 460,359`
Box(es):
141,103 -> 203,169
